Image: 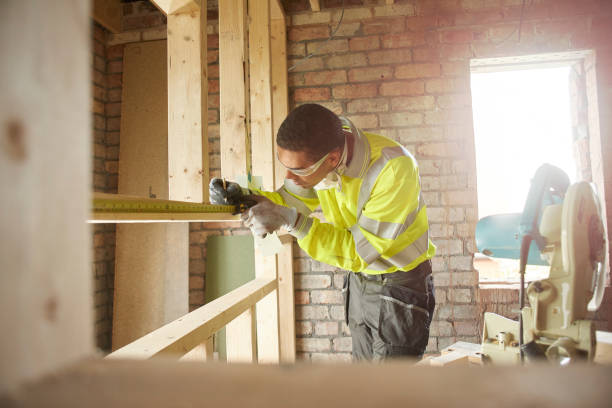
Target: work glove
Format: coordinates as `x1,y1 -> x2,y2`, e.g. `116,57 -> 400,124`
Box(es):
209,178 -> 248,205
241,195 -> 299,238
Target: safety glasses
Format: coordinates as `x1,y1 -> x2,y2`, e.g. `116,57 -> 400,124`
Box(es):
278,151 -> 330,177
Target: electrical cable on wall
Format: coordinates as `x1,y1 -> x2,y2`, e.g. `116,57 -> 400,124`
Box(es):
288,0 -> 346,72
494,0 -> 529,48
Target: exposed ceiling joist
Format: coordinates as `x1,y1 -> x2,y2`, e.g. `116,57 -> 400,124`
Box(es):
150,0 -> 201,15
92,0 -> 122,33
309,0 -> 320,12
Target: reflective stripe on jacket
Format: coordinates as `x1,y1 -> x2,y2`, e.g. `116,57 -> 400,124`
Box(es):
257,118 -> 436,274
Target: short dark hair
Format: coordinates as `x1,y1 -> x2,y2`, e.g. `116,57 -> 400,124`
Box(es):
276,104 -> 344,160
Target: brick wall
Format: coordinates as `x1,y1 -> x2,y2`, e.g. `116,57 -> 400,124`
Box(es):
284,0 -> 612,358
91,22 -> 119,351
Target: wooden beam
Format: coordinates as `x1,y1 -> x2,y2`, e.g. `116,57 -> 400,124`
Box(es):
386,0 -> 395,5
309,0 -> 321,12
226,306 -> 257,362
270,13 -> 289,189
92,0 -> 122,33
150,0 -> 201,15
0,0 -> 92,392
107,278 -> 277,359
179,337 -> 214,361
219,0 -> 250,180
167,6 -> 208,203
8,360 -> 612,407
277,236 -> 296,363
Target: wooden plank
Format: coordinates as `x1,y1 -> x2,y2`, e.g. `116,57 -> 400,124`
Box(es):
441,341 -> 483,365
107,278 -> 277,359
277,236 -> 296,363
113,40 -> 189,350
92,213 -> 239,223
179,337 -> 214,361
429,351 -> 470,367
0,0 -> 92,392
226,306 -> 257,362
167,7 -> 207,203
270,11 -> 289,189
219,0 -> 250,180
309,0 -> 321,12
250,0 -> 275,190
150,0 -> 201,15
7,360 -> 612,407
249,0 -> 281,364
92,0 -> 122,33
386,0 -> 395,5
271,0 -> 286,20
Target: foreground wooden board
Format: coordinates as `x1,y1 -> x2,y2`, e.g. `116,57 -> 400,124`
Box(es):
2,359 -> 611,407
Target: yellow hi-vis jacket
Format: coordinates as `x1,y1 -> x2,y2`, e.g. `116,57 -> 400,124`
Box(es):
257,117 -> 436,274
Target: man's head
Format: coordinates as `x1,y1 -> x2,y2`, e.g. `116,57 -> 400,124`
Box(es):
276,104 -> 345,188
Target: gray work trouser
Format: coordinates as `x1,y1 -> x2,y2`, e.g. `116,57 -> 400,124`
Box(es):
343,260 -> 435,361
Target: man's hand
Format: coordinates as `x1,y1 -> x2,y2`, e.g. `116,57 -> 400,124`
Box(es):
241,195 -> 299,238
209,178 -> 245,205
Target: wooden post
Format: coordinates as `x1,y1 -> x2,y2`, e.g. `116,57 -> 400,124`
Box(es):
249,0 -> 281,364
0,0 -> 92,392
226,306 -> 257,362
278,235 -> 296,362
113,2 -> 208,349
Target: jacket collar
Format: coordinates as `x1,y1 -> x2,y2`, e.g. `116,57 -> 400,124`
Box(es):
339,116 -> 370,179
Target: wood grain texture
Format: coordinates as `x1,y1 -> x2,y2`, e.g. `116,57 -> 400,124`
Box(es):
277,236 -> 296,362
226,306 -> 257,362
3,360 -> 612,407
219,0 -> 250,179
0,0 -> 92,393
270,15 -> 289,189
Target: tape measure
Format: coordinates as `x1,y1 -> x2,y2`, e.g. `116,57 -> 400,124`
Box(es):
93,196 -> 237,214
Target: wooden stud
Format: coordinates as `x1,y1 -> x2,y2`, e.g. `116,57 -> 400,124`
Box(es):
92,0 -> 122,33
309,0 -> 321,12
271,0 -> 286,20
226,306 -> 257,362
179,337 -> 214,361
107,278 -> 276,359
0,0 -> 92,391
167,7 -> 207,203
219,0 -> 250,180
277,235 -> 296,363
270,11 -> 289,189
150,0 -> 201,15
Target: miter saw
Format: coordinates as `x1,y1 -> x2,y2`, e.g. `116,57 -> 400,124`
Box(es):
476,164 -> 607,364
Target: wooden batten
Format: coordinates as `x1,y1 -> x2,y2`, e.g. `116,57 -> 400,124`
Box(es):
270,12 -> 289,189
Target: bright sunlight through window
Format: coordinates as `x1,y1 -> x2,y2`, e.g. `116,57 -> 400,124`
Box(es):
471,66 -> 577,283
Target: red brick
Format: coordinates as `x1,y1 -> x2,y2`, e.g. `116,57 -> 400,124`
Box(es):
391,95 -> 435,111
413,47 -> 440,62
296,338 -> 331,352
307,39 -> 348,54
379,112 -> 422,127
441,61 -> 469,77
105,102 -> 121,117
425,77 -> 469,94
189,290 -> 205,306
326,54 -> 367,69
425,108 -> 472,125
440,44 -> 472,60
379,80 -> 424,96
315,322 -> 339,336
347,98 -> 389,113
363,17 -> 406,35
348,66 -> 393,82
332,83 -> 378,99
93,70 -> 105,87
106,117 -> 120,132
92,100 -> 104,115
349,36 -> 380,51
381,32 -> 426,48
367,49 -> 412,65
437,94 -> 472,109
107,60 -> 122,74
440,28 -> 475,43
207,50 -> 218,64
208,64 -> 219,79
346,114 -> 379,129
405,15 -> 439,32
454,321 -> 479,337
303,69 -> 345,86
296,321 -> 313,336
288,57 -> 324,73
108,89 -> 121,102
295,291 -> 310,305
207,34 -> 219,49
107,73 -> 122,88
289,25 -> 330,42
189,245 -> 202,260
294,87 -> 331,102
395,63 -> 441,79
311,290 -> 343,304
208,79 -> 219,93
189,275 -> 204,290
